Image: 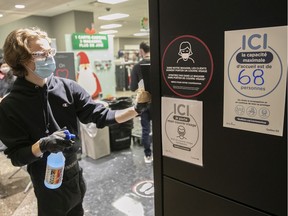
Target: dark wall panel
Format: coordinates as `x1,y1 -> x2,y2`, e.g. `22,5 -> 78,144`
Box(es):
153,0 -> 287,215
163,177 -> 271,216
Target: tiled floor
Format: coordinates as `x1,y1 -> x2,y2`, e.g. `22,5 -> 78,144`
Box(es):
0,135 -> 154,216
0,91 -> 155,216
82,143 -> 154,216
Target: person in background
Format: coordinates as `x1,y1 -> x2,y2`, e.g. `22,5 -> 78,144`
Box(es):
0,57 -> 15,151
0,57 -> 15,102
0,27 -> 151,216
130,41 -> 153,163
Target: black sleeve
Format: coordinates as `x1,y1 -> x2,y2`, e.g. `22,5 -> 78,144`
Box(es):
69,80 -> 117,128
130,63 -> 142,91
0,106 -> 39,166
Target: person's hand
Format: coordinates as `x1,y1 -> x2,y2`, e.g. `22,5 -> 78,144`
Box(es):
134,88 -> 151,114
39,128 -> 74,153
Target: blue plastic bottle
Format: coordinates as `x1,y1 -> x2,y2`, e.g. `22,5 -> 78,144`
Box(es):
44,130 -> 75,189
44,152 -> 65,189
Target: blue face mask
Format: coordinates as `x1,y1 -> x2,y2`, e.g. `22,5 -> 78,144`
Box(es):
33,56 -> 56,79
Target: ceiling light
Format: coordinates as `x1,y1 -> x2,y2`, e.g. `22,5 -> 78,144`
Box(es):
98,0 -> 128,4
134,32 -> 149,37
100,24 -> 122,29
99,30 -> 118,34
15,4 -> 25,9
0,14 -> 3,18
98,13 -> 129,21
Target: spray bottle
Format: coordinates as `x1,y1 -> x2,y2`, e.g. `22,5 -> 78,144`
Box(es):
44,130 -> 75,189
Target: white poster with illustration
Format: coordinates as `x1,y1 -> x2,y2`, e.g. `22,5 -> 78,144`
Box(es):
223,26 -> 287,136
65,34 -> 116,100
162,97 -> 203,166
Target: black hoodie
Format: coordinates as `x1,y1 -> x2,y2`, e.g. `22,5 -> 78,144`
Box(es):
0,75 -> 116,171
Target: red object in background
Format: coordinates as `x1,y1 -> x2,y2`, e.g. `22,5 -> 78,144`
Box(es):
55,68 -> 69,78
85,27 -> 96,35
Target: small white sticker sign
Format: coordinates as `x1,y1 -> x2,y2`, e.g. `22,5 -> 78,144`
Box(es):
162,97 -> 203,166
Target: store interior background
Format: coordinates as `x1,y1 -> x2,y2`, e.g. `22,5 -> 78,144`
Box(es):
0,0 -> 155,216
0,0 -> 150,52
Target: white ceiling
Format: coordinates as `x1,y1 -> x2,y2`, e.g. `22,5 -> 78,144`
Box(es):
0,0 -> 149,38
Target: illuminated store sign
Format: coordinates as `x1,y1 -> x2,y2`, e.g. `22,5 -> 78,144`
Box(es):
72,33 -> 109,50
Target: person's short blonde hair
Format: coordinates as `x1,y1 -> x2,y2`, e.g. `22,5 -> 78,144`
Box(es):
3,27 -> 51,77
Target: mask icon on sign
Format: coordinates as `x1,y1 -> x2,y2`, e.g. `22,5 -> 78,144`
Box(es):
177,41 -> 195,63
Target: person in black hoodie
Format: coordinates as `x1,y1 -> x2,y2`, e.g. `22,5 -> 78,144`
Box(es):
0,27 -> 151,216
130,42 -> 153,163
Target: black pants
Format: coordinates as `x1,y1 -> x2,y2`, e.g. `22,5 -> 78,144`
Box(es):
141,109 -> 152,157
31,161 -> 86,216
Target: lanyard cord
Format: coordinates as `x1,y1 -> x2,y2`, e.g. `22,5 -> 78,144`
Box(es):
43,88 -> 50,135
